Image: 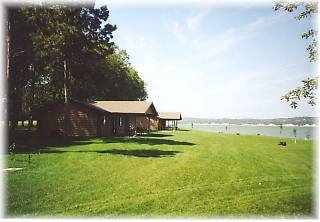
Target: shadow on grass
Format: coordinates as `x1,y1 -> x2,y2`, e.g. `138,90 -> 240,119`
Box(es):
142,133 -> 173,138
13,140 -> 95,154
13,137 -> 194,154
11,129 -> 95,150
40,149 -> 181,158
11,130 -> 195,155
102,137 -> 195,146
99,149 -> 181,157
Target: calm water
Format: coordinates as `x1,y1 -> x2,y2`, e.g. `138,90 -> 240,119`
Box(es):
179,123 -> 318,140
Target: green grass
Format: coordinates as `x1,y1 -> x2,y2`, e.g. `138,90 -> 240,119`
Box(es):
5,130 -> 315,218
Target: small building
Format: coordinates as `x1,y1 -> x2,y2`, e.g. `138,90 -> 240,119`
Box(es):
89,101 -> 158,136
35,99 -> 158,137
158,112 -> 182,130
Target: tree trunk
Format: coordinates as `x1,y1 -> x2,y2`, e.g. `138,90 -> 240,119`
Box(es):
63,59 -> 70,139
10,90 -> 20,131
6,10 -> 12,143
7,10 -> 20,141
28,68 -> 35,131
6,12 -> 10,82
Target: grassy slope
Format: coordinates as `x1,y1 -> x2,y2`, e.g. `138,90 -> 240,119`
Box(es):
5,130 -> 315,218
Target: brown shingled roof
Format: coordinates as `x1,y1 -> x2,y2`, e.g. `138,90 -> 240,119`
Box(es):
89,101 -> 158,115
158,112 -> 182,120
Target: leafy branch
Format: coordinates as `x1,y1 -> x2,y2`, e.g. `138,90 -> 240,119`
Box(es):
273,1 -> 318,108
281,77 -> 318,108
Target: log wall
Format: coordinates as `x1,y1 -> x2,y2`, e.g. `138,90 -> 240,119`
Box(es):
37,103 -> 100,138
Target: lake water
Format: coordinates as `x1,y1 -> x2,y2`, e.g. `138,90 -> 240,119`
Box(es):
179,123 -> 318,140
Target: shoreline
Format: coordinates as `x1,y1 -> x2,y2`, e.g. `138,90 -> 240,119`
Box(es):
180,123 -> 317,127
178,128 -> 316,140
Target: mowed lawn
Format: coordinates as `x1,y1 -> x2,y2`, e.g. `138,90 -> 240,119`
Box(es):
5,130 -> 315,218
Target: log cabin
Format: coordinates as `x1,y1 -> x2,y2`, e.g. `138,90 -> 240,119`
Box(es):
34,99 -> 158,138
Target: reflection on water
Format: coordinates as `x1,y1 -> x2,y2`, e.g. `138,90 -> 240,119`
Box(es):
179,123 -> 317,140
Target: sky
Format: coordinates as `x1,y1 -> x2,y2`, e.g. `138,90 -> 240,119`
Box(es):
95,0 -> 318,119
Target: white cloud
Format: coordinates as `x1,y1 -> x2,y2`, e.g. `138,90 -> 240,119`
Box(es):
186,9 -> 210,32
214,62 -> 307,95
246,16 -> 265,31
169,14 -> 282,58
189,16 -> 267,57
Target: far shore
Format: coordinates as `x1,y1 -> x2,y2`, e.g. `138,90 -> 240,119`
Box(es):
180,123 -> 317,127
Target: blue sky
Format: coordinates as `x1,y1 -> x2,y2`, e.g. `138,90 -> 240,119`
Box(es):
96,0 -> 317,118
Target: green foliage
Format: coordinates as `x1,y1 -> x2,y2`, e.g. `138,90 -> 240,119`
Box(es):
273,1 -> 318,108
273,1 -> 318,62
7,4 -> 148,130
6,130 -> 314,217
273,1 -> 317,18
281,77 -> 318,108
71,46 -> 147,101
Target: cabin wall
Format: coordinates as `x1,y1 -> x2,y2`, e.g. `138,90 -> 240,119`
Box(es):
127,117 -> 137,135
37,104 -> 64,137
128,117 -> 136,130
37,103 -> 101,138
68,105 -> 98,137
99,115 -> 158,137
149,117 -> 159,131
111,115 -> 129,136
136,117 -> 149,130
100,115 -> 114,137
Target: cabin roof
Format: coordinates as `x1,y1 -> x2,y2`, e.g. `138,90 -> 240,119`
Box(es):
89,101 -> 158,116
158,112 -> 182,120
33,99 -> 111,116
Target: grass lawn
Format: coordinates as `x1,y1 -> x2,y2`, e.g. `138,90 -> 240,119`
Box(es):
5,130 -> 315,218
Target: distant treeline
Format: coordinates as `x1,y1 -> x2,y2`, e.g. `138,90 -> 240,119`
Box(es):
181,117 -> 318,126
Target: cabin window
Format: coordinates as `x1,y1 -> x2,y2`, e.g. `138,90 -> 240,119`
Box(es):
103,116 -> 107,126
119,117 -> 123,127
